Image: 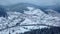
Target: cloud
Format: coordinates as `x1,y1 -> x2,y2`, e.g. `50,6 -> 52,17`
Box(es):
0,0 -> 59,6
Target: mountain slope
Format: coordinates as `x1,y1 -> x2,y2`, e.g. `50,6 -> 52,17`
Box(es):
0,3 -> 60,34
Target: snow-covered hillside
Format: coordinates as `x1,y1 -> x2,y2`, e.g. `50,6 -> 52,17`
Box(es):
0,3 -> 60,34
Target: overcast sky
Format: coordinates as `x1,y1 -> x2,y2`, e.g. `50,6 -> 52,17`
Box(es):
0,0 -> 60,6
